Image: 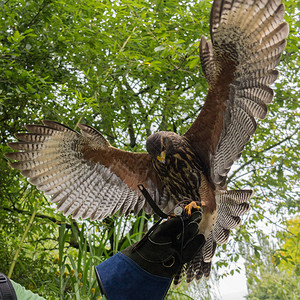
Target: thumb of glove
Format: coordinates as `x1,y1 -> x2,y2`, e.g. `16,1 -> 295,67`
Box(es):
182,234 -> 205,263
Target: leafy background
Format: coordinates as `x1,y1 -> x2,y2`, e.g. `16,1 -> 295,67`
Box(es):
0,0 -> 299,299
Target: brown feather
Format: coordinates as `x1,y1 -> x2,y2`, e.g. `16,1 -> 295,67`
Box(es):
5,0 -> 288,286
184,62 -> 236,169
5,122 -> 164,219
184,0 -> 288,188
81,146 -> 160,193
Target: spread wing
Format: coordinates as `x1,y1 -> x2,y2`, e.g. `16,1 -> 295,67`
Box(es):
184,0 -> 289,188
5,120 -> 165,220
176,0 -> 289,285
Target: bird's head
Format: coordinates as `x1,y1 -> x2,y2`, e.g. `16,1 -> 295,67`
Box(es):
146,131 -> 180,165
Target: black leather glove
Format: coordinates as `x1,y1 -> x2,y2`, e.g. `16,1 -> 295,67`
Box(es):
121,211 -> 205,278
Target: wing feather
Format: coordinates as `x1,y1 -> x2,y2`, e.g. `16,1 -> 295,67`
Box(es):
184,0 -> 288,188
5,121 -> 163,220
178,0 -> 287,283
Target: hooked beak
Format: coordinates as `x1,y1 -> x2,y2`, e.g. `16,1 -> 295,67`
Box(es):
157,150 -> 166,164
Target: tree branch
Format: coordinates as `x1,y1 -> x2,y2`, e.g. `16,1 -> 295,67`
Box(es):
251,206 -> 295,236
227,129 -> 299,183
2,206 -> 73,229
23,0 -> 50,29
2,206 -> 97,252
122,77 -> 152,136
114,76 -> 137,148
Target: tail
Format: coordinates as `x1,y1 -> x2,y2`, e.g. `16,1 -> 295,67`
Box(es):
174,189 -> 253,285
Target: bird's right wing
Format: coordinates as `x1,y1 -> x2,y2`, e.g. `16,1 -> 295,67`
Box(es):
5,121 -> 165,220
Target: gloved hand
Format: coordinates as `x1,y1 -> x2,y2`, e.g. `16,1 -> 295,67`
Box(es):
121,211 -> 205,278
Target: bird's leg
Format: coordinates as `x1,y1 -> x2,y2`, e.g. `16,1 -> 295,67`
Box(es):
184,201 -> 201,215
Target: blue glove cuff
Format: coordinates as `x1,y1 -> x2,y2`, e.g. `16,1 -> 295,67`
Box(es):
95,252 -> 172,300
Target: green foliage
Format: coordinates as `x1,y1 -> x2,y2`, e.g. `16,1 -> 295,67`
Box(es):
0,0 -> 298,299
247,272 -> 299,300
243,217 -> 300,300
275,216 -> 300,276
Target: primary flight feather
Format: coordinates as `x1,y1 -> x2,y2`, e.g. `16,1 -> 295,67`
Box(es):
6,0 -> 288,284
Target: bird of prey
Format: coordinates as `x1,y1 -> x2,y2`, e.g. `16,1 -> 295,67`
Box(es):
6,0 -> 288,284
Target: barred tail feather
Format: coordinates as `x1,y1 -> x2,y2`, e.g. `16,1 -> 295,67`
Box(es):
174,189 -> 252,285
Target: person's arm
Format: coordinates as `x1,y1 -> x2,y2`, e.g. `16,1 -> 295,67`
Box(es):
10,280 -> 46,300
0,273 -> 46,300
95,212 -> 205,300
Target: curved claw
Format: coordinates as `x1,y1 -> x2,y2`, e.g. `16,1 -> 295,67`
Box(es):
184,201 -> 201,215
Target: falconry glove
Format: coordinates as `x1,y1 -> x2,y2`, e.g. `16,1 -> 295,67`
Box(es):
121,211 -> 205,278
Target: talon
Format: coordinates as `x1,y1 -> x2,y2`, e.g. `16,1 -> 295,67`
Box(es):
184,201 -> 201,215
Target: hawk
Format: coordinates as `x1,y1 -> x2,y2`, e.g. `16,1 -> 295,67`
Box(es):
6,0 -> 288,284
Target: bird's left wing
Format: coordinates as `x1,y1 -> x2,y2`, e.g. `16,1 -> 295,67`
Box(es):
184,0 -> 289,188
177,0 -> 289,284
5,120 -> 164,220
